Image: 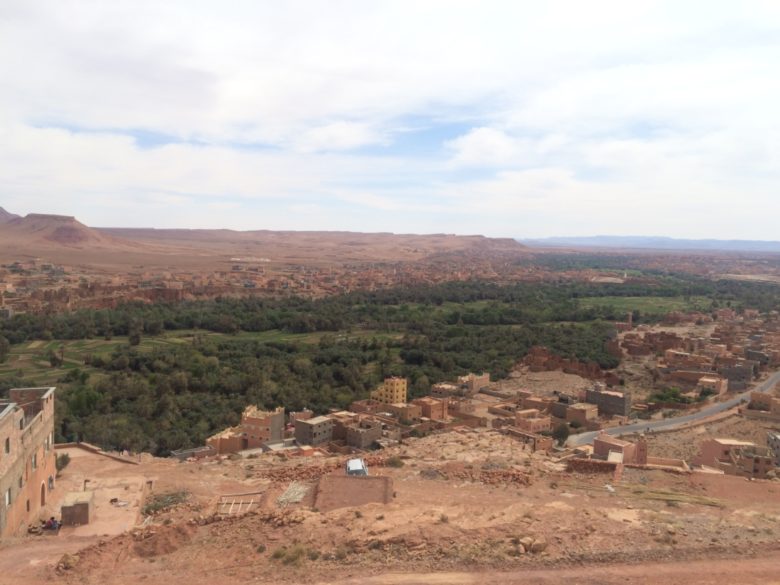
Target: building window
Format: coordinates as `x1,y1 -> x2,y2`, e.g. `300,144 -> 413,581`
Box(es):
4,438 -> 8,454
18,476 -> 22,489
4,489 -> 10,507
32,453 -> 37,470
18,419 -> 23,430
26,500 -> 30,512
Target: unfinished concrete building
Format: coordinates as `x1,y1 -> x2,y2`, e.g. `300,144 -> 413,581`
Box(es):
692,438 -> 777,478
294,416 -> 334,446
0,387 -> 56,538
345,419 -> 382,449
329,411 -> 359,441
724,445 -> 777,478
717,360 -> 758,390
585,384 -> 631,417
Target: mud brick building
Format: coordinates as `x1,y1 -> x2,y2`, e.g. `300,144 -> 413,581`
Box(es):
411,397 -> 448,421
206,406 -> 285,454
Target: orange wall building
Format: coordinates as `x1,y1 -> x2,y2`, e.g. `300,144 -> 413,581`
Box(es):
371,377 -> 408,404
0,387 -> 57,538
206,405 -> 285,454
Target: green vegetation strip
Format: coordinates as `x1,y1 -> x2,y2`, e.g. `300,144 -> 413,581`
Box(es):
627,486 -> 725,508
142,490 -> 190,516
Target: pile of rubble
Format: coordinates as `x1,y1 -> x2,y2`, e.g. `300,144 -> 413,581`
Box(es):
254,509 -> 308,527
258,463 -> 340,482
427,463 -> 532,486
256,454 -> 393,483
478,468 -> 533,486
56,553 -> 80,572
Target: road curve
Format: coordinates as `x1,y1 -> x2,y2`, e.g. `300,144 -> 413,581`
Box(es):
568,369 -> 780,447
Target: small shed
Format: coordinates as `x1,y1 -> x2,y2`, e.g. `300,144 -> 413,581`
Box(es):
60,491 -> 94,526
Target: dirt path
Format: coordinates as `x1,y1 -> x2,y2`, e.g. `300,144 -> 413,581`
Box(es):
0,535 -> 98,584
313,553 -> 780,585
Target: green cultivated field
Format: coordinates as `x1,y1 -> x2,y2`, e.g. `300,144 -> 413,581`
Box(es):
577,295 -> 711,315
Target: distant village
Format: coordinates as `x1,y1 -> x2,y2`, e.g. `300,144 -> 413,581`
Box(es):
0,257 -> 557,315
179,305 -> 780,482
2,302 -> 780,548
2,251 -> 779,315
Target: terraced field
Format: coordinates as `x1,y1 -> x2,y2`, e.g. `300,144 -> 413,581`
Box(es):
0,329 -> 400,387
577,295 -> 711,315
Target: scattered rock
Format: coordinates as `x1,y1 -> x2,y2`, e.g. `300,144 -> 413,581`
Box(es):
57,554 -> 80,571
519,537 -> 534,549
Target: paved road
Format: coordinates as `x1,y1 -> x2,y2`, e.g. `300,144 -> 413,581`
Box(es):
568,369 -> 780,447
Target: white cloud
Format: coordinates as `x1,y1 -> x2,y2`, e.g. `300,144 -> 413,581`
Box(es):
445,128 -> 530,168
293,122 -> 383,153
1,1 -> 780,238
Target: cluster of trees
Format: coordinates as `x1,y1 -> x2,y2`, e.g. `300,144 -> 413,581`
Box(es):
649,387 -> 693,405
1,277 -> 777,346
52,315 -> 619,455
0,276 -> 776,455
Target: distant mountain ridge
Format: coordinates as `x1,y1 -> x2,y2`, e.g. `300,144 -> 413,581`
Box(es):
523,235 -> 780,253
0,208 -> 528,268
0,207 -> 20,224
3,213 -> 122,247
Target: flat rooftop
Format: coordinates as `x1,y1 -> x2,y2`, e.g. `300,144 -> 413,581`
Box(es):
595,434 -> 633,447
0,387 -> 55,422
0,402 -> 15,421
713,438 -> 755,446
304,415 -> 333,425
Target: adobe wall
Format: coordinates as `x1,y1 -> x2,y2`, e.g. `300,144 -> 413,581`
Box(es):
452,413 -> 488,428
644,456 -> 690,470
523,346 -> 608,382
741,408 -> 780,422
566,458 -> 618,474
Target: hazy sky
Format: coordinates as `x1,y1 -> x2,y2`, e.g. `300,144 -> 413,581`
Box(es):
1,1 -> 779,238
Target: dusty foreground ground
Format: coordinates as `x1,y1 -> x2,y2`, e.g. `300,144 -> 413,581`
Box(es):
3,429 -> 780,585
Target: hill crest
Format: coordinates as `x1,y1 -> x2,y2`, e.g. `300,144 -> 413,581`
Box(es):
0,207 -> 20,224
6,213 -> 110,246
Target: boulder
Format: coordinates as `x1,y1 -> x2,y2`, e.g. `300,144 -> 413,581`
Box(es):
519,536 -> 534,549
58,554 -> 80,571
